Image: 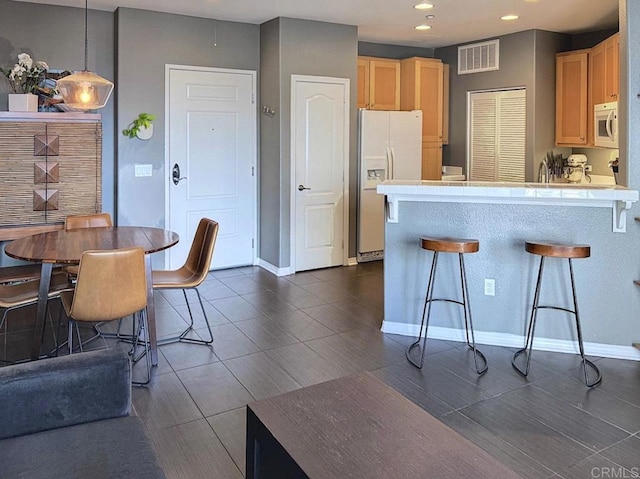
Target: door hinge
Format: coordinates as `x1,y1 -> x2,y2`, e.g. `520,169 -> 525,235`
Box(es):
251,93 -> 255,104
252,238 -> 255,248
252,166 -> 255,176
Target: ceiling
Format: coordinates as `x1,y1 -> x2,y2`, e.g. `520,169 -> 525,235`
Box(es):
13,0 -> 619,49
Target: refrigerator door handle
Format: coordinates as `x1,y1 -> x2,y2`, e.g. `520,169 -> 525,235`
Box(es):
385,146 -> 392,180
389,147 -> 395,180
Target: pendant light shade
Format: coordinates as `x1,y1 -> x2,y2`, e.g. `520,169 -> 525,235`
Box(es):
58,0 -> 114,110
57,71 -> 113,109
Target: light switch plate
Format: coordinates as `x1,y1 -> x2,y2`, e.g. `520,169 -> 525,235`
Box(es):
135,164 -> 153,177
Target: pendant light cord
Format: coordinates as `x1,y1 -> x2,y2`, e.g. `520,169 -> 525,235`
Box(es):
84,0 -> 88,71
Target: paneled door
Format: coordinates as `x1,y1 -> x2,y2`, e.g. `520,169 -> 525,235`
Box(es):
291,75 -> 349,272
167,66 -> 256,269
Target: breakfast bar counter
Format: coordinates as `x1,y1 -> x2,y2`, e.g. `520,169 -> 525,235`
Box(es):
376,180 -> 640,359
379,180 -> 639,232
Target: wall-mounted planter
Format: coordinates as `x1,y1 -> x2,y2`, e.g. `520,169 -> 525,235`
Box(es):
135,123 -> 153,140
123,113 -> 155,140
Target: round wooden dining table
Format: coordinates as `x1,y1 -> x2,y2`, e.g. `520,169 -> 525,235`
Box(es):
5,226 -> 179,364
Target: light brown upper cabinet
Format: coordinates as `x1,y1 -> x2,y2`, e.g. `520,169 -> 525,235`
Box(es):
591,32 -> 619,106
556,50 -> 589,146
400,57 -> 449,179
400,57 -> 444,143
357,56 -> 400,110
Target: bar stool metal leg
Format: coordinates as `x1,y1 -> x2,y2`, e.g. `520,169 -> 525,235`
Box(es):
512,256 -> 545,377
459,253 -> 488,375
568,259 -> 602,388
406,252 -> 439,369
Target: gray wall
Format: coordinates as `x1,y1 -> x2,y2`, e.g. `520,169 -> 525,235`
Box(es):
384,201 -> 639,347
259,18 -> 358,268
0,0 -> 115,218
115,8 -> 260,238
435,30 -> 572,181
259,19 -> 282,266
358,42 -> 434,59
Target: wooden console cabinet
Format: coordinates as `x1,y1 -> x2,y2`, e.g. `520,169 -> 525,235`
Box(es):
0,112 -> 102,240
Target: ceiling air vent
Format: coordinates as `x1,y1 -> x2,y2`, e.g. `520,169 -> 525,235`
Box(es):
458,39 -> 499,75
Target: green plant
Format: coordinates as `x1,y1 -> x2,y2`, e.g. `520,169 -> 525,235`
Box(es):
122,113 -> 155,138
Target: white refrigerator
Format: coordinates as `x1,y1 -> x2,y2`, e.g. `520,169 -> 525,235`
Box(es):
357,109 -> 422,261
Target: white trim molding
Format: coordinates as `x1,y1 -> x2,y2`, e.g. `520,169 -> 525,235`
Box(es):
381,321 -> 640,362
377,181 -> 639,232
257,258 -> 293,277
347,257 -> 358,266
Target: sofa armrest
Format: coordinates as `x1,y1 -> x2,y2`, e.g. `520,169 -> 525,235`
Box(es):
0,349 -> 131,440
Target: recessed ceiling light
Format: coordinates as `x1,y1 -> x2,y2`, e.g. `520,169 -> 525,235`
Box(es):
414,2 -> 434,10
501,14 -> 519,21
415,24 -> 432,31
425,14 -> 435,19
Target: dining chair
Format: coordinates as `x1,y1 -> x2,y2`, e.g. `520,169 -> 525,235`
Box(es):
0,272 -> 73,363
153,218 -> 219,345
61,212 -> 115,347
60,247 -> 151,385
64,212 -> 113,230
63,212 -> 113,278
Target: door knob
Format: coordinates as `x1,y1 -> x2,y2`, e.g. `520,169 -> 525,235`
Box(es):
298,185 -> 311,191
172,163 -> 187,185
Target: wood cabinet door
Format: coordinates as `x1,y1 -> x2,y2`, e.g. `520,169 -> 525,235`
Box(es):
422,141 -> 442,180
357,58 -> 370,109
556,51 -> 588,145
605,33 -> 619,101
418,60 -> 444,142
369,59 -> 400,110
442,63 -> 450,145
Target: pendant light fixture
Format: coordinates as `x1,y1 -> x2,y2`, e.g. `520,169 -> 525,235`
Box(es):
57,0 -> 114,110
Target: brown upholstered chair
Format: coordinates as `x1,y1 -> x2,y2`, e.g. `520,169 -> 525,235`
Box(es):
63,213 -> 113,278
60,247 -> 151,384
64,212 -> 113,230
152,218 -> 219,345
0,272 -> 73,363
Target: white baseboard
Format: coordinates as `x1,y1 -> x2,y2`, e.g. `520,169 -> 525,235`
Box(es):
381,320 -> 640,361
347,257 -> 358,266
256,258 -> 293,277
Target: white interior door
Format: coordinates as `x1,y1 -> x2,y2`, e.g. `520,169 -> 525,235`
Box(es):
292,76 -> 349,272
167,66 -> 256,269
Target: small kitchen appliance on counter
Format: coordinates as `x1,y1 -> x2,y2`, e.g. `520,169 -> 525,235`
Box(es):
564,154 -> 589,183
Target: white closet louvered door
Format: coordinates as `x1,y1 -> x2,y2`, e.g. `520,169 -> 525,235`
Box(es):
468,89 -> 526,182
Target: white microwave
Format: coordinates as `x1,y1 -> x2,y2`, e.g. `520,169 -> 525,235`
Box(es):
594,101 -> 618,148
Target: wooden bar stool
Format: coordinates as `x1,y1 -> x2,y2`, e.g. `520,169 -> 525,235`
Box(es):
406,237 -> 488,375
512,241 -> 602,387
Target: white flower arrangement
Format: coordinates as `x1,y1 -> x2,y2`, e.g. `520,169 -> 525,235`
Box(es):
2,53 -> 49,94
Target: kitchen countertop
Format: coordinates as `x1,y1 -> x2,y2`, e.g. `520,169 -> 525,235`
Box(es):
377,180 -> 639,232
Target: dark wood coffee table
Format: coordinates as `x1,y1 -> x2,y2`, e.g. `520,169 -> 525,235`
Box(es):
246,373 -> 521,479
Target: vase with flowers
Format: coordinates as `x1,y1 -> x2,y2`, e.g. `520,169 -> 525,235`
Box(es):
2,53 -> 48,112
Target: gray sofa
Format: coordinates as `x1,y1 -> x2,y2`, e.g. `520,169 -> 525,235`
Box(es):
0,348 -> 165,479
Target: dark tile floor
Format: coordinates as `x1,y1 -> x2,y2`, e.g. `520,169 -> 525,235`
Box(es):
3,261 -> 640,478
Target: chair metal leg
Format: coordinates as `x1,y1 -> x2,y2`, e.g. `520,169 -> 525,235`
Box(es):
406,251 -> 439,369
459,253 -> 488,375
131,309 -> 151,386
159,287 -> 214,346
568,259 -> 602,388
512,256 -> 545,377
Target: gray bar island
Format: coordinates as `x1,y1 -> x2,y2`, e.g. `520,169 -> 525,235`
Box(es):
377,180 -> 640,359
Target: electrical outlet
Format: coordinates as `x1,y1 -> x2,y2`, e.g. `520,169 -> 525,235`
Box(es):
484,278 -> 495,296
